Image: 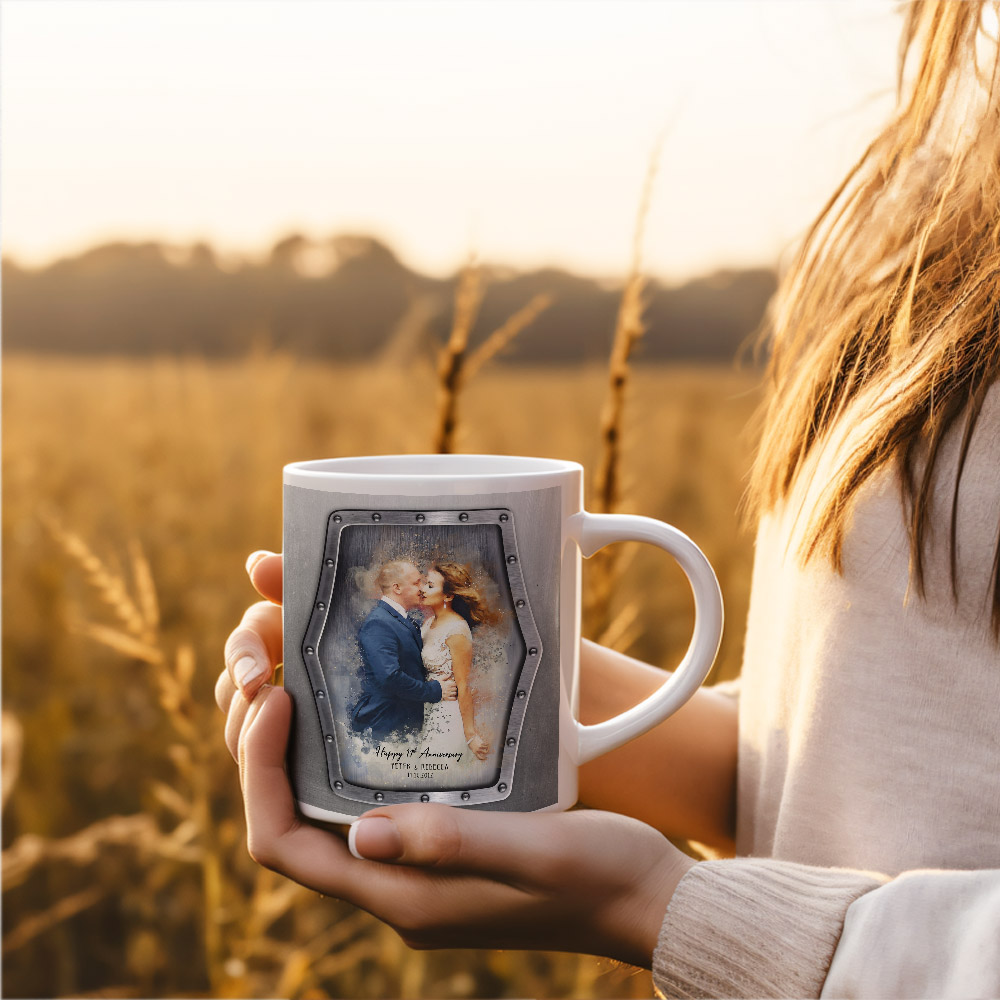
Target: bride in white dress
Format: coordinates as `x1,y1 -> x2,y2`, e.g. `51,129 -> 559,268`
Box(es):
419,562 -> 500,764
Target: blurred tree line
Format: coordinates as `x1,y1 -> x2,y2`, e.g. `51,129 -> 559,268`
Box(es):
1,234 -> 775,362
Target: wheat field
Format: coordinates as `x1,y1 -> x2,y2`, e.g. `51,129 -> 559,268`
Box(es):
2,351 -> 761,999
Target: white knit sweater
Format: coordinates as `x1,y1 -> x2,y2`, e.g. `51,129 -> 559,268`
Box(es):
653,383 -> 1000,998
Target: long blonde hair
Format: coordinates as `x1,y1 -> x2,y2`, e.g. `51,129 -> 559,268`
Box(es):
432,562 -> 502,628
746,1 -> 1000,634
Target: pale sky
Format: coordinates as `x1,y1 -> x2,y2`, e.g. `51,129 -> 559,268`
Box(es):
1,0 -> 902,282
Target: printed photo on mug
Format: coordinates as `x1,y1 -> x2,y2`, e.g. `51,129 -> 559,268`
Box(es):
300,507 -> 545,805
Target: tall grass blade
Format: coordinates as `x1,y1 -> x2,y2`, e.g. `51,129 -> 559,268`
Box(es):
42,513 -> 148,640
434,256 -> 485,453
2,711 -> 23,809
129,538 -> 160,635
464,292 -> 554,379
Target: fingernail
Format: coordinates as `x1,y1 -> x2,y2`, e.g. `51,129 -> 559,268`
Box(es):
234,655 -> 265,691
245,550 -> 275,575
348,817 -> 403,861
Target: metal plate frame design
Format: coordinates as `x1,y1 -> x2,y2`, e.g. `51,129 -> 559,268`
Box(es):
301,507 -> 543,807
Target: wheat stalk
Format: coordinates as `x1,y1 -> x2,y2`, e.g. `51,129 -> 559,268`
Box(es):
247,871 -> 312,935
378,291 -> 441,370
42,512 -> 152,641
312,939 -> 383,981
2,710 -> 23,809
586,133 -> 667,641
463,292 -> 554,379
2,885 -> 107,955
72,619 -> 164,664
433,255 -> 486,453
593,132 -> 665,515
41,523 -> 231,993
2,814 -> 161,889
129,537 -> 160,634
593,274 -> 650,514
433,259 -> 555,453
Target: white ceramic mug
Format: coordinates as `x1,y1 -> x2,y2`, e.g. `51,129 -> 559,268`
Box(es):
283,454 -> 723,824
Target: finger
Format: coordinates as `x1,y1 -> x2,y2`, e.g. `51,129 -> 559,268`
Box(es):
223,678 -> 266,763
215,667 -> 238,715
224,600 -> 282,699
248,551 -> 283,604
240,687 -> 368,897
348,804 -> 620,886
214,664 -> 267,760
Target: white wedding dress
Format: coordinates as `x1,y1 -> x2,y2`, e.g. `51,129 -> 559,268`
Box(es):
421,615 -> 474,760
420,614 -> 500,790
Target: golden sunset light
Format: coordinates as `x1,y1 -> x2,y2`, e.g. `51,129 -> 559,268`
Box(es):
2,0 -> 899,280
10,2 -> 994,998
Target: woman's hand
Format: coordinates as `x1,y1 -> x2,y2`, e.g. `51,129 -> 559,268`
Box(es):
217,551 -> 696,967
467,733 -> 490,761
228,551 -> 740,852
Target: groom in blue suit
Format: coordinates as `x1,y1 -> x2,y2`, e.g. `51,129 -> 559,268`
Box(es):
351,560 -> 458,741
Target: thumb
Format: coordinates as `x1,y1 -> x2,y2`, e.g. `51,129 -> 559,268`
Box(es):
347,803 -> 592,885
247,551 -> 283,604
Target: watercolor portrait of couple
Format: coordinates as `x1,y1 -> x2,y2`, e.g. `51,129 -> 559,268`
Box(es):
316,519 -> 527,793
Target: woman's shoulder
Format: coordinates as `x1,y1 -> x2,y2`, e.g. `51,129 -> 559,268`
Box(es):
443,615 -> 473,641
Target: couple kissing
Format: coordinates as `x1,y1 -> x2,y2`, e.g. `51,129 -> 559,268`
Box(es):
350,559 -> 501,762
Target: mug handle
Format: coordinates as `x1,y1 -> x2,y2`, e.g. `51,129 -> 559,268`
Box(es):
568,511 -> 724,765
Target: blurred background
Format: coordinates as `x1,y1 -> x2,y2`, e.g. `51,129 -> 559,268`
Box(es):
2,1 -> 900,997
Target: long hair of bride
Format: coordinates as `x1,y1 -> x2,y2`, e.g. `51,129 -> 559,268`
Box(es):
433,562 -> 503,628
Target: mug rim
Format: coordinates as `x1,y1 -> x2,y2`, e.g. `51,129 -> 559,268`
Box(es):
284,454 -> 583,482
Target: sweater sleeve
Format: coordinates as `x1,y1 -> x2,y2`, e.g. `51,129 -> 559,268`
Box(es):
653,860 -> 1000,999
822,867 -> 1000,999
652,858 -> 884,998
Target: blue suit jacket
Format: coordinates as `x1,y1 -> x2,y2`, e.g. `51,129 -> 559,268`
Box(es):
350,601 -> 442,740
